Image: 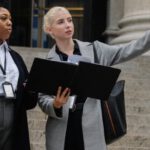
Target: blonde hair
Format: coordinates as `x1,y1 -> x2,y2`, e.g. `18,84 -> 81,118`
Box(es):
43,6 -> 70,35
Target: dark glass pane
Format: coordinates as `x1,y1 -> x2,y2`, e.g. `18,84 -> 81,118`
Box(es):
9,0 -> 32,46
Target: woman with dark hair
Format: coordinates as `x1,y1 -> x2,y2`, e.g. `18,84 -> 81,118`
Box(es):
0,6 -> 37,150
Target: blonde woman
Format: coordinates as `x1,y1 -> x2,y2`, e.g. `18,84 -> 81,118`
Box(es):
38,6 -> 150,150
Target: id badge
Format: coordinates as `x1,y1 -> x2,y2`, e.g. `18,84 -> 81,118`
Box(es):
2,82 -> 16,99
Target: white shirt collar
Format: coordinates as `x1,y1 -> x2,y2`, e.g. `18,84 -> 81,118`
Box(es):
0,41 -> 10,51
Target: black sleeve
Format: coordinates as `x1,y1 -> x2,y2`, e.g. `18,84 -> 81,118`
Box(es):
54,107 -> 62,117
9,49 -> 38,110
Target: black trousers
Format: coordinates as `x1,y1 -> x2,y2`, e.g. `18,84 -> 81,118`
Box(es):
0,98 -> 14,150
64,103 -> 84,150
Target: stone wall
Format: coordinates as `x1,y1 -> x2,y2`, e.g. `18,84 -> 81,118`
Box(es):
12,46 -> 150,150
108,53 -> 150,150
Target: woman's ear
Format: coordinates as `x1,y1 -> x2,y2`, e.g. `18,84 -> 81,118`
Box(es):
46,26 -> 52,34
46,26 -> 55,39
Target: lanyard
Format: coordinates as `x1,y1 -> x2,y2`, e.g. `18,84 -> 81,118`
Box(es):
0,46 -> 7,75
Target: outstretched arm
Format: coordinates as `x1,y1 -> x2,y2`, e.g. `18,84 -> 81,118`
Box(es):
94,31 -> 150,66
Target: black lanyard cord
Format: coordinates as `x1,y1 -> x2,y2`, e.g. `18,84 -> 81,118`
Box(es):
0,46 -> 7,75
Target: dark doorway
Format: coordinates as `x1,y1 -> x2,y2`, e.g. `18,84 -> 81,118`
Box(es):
83,0 -> 108,42
0,0 -> 11,9
9,0 -> 32,46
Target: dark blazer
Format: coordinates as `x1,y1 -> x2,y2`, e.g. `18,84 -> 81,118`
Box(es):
9,48 -> 37,150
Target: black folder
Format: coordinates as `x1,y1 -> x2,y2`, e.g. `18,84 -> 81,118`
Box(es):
26,58 -> 121,100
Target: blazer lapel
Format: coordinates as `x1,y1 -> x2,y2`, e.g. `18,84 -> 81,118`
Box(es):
47,45 -> 61,61
75,39 -> 95,63
47,40 -> 95,63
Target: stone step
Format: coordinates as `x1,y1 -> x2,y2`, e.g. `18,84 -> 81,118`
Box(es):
107,135 -> 150,150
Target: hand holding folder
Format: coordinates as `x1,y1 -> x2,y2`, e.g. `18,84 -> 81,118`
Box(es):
26,58 -> 121,100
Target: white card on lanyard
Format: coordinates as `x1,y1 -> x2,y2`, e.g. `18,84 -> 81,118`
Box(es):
2,81 -> 16,99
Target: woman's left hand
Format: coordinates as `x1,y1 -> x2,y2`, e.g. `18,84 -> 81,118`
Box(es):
53,86 -> 71,108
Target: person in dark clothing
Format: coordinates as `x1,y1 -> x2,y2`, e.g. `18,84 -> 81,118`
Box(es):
0,6 -> 37,150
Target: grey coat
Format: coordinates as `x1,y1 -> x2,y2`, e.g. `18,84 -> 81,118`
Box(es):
38,31 -> 150,150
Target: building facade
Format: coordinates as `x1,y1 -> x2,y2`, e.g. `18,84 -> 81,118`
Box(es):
2,0 -> 108,47
2,0 -> 150,46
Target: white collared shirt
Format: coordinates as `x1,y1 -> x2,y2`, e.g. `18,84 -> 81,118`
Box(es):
0,41 -> 19,94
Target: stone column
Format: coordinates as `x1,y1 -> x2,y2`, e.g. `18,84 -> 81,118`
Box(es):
110,0 -> 150,45
105,0 -> 124,43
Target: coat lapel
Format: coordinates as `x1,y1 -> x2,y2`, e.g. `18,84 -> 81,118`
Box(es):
47,39 -> 95,63
75,39 -> 95,63
47,45 -> 61,61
